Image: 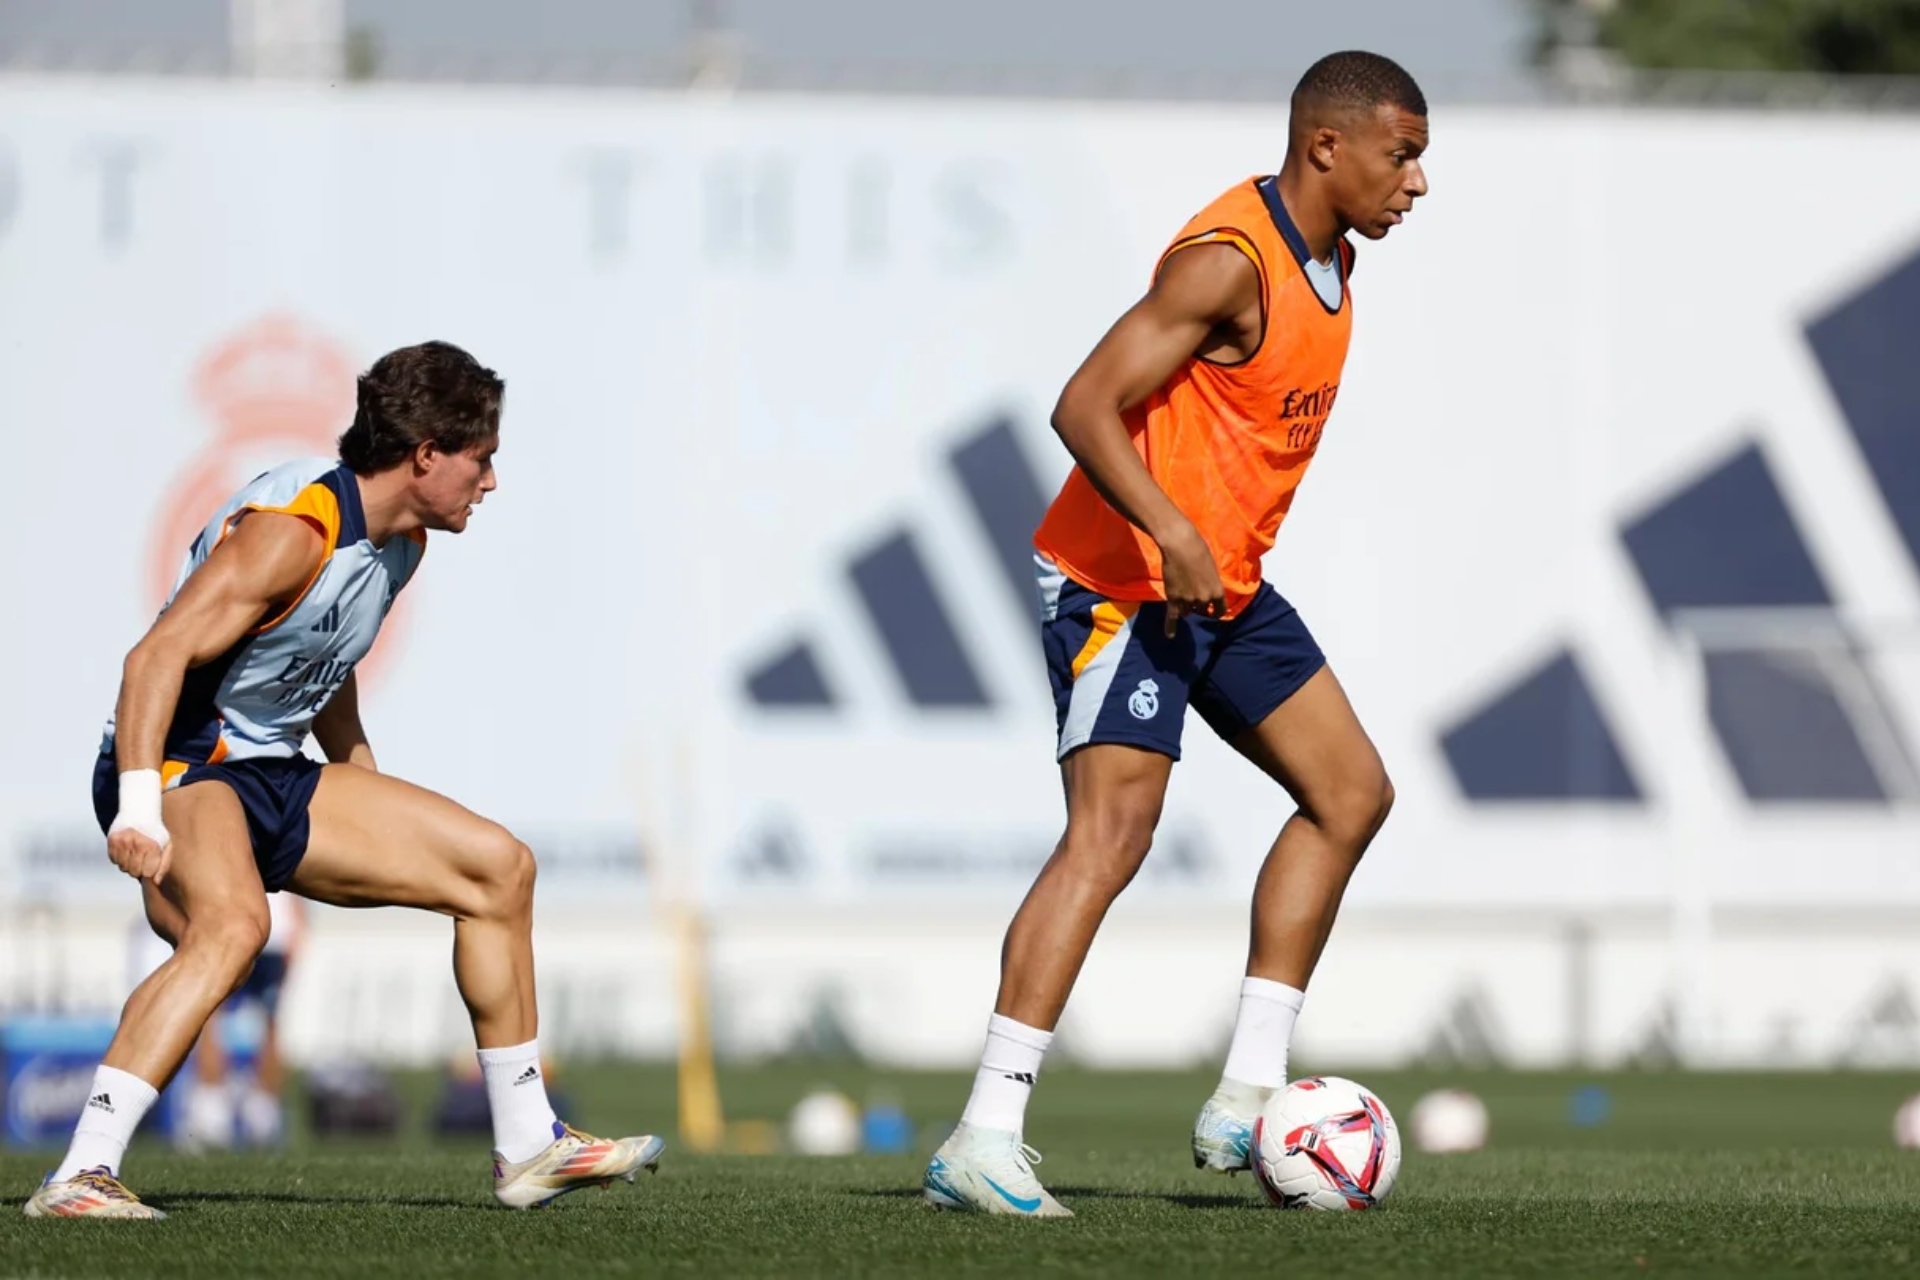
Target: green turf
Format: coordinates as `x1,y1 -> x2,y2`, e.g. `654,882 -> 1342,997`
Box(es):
4,1066 -> 1919,1278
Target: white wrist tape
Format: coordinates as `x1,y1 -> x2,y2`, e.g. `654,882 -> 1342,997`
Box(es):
108,768 -> 170,847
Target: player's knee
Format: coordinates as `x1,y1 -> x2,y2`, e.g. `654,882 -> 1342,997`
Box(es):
185,906 -> 270,977
1061,797 -> 1161,889
470,827 -> 536,919
1319,767 -> 1394,852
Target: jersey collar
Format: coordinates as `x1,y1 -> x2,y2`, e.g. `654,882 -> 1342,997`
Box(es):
323,465 -> 369,547
1256,175 -> 1348,314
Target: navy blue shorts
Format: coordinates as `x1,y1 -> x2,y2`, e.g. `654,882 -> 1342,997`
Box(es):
1041,574 -> 1326,762
91,753 -> 323,892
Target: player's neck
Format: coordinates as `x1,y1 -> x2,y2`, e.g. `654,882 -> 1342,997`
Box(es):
1273,165 -> 1342,265
352,469 -> 424,547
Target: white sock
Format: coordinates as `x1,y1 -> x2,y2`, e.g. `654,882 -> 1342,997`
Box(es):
1220,977 -> 1306,1093
477,1039 -> 559,1164
181,1080 -> 237,1151
239,1087 -> 284,1147
960,1014 -> 1053,1135
53,1065 -> 160,1181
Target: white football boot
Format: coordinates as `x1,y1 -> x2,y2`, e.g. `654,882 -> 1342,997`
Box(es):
23,1168 -> 166,1220
493,1121 -> 665,1210
1191,1083 -> 1265,1173
922,1122 -> 1071,1218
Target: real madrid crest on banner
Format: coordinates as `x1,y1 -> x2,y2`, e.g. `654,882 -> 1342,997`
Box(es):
145,314 -> 412,686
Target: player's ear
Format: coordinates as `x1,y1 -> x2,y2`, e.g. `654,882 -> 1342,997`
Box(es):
413,439 -> 443,474
1310,126 -> 1340,173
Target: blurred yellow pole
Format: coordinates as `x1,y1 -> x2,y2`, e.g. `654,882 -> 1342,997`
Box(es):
673,903 -> 726,1153
640,736 -> 727,1154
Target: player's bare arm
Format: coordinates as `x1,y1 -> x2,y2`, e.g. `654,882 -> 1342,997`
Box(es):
925,53 -> 1426,1217
31,343 -> 665,1223
108,513 -> 324,885
311,670 -> 377,771
1050,241 -> 1262,635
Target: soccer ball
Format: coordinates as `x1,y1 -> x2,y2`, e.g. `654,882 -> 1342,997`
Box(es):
1408,1088 -> 1489,1153
1894,1094 -> 1920,1149
787,1089 -> 862,1156
1252,1076 -> 1401,1211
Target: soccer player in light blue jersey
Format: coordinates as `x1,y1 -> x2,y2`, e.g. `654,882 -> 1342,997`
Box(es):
26,343 -> 661,1219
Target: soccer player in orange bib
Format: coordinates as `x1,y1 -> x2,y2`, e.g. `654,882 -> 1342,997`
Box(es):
924,52 -> 1430,1216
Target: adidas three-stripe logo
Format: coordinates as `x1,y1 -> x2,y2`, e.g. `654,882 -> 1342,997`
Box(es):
745,417 -> 1047,712
309,603 -> 341,634
513,1065 -> 540,1086
1444,244 -> 1920,806
87,1092 -> 114,1113
1002,1072 -> 1036,1086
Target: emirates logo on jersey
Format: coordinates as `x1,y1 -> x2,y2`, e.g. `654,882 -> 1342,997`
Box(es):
1279,381 -> 1340,421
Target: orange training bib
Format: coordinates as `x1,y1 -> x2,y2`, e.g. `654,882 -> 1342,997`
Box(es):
1035,176 -> 1355,618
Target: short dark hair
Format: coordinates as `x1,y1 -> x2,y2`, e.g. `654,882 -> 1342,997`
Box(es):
337,341 -> 504,475
1292,50 -> 1427,122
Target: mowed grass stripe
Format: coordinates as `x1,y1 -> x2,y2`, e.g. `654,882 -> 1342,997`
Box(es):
3,1067 -> 1918,1278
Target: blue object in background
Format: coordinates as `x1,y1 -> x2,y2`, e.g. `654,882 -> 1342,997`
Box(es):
1568,1084 -> 1613,1129
1,1015 -> 197,1148
3,1016 -> 117,1148
861,1102 -> 914,1154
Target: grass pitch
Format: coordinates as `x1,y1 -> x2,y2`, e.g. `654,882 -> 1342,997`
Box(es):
4,1065 -> 1918,1278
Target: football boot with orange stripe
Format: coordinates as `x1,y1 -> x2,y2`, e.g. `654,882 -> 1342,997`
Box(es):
23,1168 -> 166,1220
492,1121 -> 664,1209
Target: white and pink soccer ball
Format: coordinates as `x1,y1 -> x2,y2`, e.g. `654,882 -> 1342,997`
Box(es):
1252,1076 -> 1402,1211
1894,1094 -> 1920,1149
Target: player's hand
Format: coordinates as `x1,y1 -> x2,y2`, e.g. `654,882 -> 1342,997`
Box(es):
106,768 -> 173,884
106,824 -> 172,885
1157,522 -> 1226,637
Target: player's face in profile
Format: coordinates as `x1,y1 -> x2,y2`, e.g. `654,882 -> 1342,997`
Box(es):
1335,104 -> 1429,240
418,436 -> 499,533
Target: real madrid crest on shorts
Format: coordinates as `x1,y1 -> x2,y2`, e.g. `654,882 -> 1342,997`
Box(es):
1128,678 -> 1161,721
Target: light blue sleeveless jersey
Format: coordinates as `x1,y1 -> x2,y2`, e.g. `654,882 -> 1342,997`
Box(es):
101,458 -> 425,768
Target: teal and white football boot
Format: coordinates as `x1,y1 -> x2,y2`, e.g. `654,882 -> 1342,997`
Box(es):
922,1123 -> 1071,1217
1191,1082 -> 1265,1173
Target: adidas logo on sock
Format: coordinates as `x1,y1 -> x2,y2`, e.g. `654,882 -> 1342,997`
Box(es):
513,1066 -> 540,1086
88,1093 -> 114,1114
1002,1072 -> 1036,1086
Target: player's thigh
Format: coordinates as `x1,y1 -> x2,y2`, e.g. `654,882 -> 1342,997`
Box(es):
1230,666 -> 1390,830
1060,742 -> 1175,856
141,880 -> 187,948
158,779 -> 271,935
291,764 -> 524,914
1191,586 -> 1386,813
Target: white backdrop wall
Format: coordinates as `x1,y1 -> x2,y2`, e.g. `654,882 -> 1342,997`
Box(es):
4,78 -> 1920,1067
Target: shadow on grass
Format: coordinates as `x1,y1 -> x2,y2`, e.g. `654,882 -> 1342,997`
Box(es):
1054,1188 -> 1251,1210
857,1187 -> 1251,1210
153,1189 -> 478,1212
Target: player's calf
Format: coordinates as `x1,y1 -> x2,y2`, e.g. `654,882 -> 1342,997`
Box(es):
114,908 -> 271,1058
